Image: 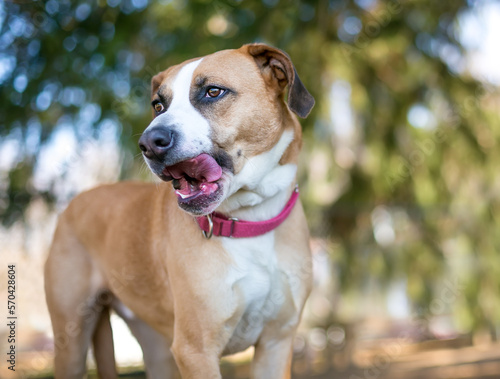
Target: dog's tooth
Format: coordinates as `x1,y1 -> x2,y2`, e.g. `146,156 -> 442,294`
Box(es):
176,191 -> 188,199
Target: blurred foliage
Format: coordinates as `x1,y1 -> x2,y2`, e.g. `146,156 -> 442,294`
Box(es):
1,0 -> 499,332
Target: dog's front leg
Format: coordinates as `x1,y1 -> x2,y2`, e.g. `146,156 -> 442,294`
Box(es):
170,333 -> 222,379
251,335 -> 295,379
169,299 -> 227,379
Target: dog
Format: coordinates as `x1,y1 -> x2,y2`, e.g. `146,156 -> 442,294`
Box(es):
44,43 -> 315,379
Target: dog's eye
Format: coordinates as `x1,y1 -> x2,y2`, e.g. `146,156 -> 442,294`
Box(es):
154,103 -> 164,113
205,87 -> 225,98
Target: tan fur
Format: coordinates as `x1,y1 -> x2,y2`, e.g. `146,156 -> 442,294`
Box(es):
45,44 -> 313,379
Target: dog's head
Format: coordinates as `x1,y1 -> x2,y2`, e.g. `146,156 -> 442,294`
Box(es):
139,43 -> 314,215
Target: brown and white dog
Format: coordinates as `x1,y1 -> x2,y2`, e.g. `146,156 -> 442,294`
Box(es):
44,43 -> 315,379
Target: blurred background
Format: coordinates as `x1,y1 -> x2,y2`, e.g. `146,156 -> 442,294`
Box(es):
1,0 -> 500,378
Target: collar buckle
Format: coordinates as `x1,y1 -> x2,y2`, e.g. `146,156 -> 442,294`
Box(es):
228,217 -> 239,237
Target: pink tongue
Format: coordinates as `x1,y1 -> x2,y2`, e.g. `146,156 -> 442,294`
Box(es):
164,154 -> 222,183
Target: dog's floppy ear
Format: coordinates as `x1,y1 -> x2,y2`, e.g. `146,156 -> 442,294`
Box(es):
245,43 -> 315,118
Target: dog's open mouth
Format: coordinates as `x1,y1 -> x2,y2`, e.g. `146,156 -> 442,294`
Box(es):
162,154 -> 222,202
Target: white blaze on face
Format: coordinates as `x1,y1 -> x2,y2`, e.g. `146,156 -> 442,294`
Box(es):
145,58 -> 212,157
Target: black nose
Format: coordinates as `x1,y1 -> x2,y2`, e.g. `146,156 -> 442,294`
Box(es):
138,127 -> 174,160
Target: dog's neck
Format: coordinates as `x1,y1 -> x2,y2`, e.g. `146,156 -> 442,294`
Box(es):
217,129 -> 298,222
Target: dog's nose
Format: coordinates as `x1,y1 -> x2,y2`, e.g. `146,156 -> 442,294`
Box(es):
139,127 -> 174,160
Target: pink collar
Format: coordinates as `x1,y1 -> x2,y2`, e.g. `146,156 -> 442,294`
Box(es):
196,186 -> 299,239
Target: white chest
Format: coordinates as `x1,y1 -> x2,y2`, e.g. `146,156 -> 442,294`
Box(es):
222,232 -> 284,354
